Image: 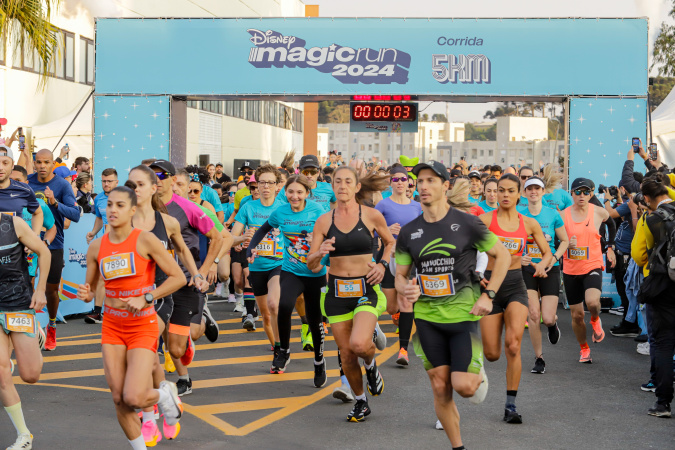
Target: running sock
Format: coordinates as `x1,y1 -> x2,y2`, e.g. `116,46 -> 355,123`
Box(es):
506,390 -> 517,407
590,316 -> 599,323
93,305 -> 102,315
355,393 -> 367,402
300,315 -> 308,325
129,435 -> 146,450
340,374 -> 349,385
142,410 -> 156,424
580,342 -> 590,350
234,292 -> 244,302
179,373 -> 190,381
274,342 -> 281,349
48,317 -> 56,327
338,350 -> 345,377
364,359 -> 374,370
398,312 -> 414,350
4,402 -> 29,435
244,288 -> 255,315
156,388 -> 169,405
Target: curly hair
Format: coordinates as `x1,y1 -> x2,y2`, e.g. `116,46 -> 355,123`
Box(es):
185,165 -> 209,184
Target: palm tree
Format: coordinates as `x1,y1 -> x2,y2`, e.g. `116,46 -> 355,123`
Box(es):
0,0 -> 61,88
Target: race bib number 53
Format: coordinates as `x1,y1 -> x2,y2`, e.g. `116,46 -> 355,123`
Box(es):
418,274 -> 455,297
4,313 -> 34,333
100,253 -> 136,280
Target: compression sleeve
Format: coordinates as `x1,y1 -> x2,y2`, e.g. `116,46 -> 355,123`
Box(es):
605,214 -> 616,247
247,221 -> 273,259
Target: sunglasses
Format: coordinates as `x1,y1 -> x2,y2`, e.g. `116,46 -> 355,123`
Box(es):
301,168 -> 319,176
520,175 -> 531,181
573,189 -> 592,196
228,191 -> 236,197
391,176 -> 409,183
189,189 -> 201,195
155,171 -> 171,181
248,185 -> 258,191
408,183 -> 415,188
242,169 -> 253,175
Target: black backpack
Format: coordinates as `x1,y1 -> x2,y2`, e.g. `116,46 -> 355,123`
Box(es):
648,203 -> 675,282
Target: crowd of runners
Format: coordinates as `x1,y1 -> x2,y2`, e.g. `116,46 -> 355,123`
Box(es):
1,142 -> 674,450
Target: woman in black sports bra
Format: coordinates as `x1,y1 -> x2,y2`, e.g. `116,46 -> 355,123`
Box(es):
307,166 -> 395,423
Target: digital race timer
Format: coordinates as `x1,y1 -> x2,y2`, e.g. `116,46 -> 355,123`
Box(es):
350,102 -> 418,122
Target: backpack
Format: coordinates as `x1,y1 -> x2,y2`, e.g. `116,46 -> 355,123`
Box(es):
648,203 -> 675,282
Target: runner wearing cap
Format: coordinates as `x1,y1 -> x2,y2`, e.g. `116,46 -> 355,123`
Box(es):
562,177 -> 616,364
516,166 -> 535,206
517,176 -> 570,374
479,173 -> 552,424
0,146 -> 44,235
478,177 -> 499,213
395,160 -> 510,447
278,155 -> 336,213
468,171 -> 482,204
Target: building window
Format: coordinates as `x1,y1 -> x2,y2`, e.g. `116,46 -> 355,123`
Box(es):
0,31 -> 4,66
374,132 -> 379,139
329,131 -> 334,140
396,144 -> 401,151
54,30 -> 75,80
200,101 -> 222,114
360,145 -> 365,151
368,144 -> 372,151
480,149 -> 484,156
79,36 -> 94,85
387,144 -> 391,151
489,149 -> 494,157
292,108 -> 303,132
429,129 -> 433,139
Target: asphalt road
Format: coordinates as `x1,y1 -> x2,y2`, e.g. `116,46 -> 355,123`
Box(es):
2,302 -> 674,449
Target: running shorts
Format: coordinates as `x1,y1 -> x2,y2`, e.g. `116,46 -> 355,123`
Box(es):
413,318 -> 483,373
47,248 -> 65,285
485,268 -> 528,315
102,305 -> 158,352
248,266 -> 282,297
381,267 -> 395,289
190,292 -> 206,325
562,268 -> 603,306
170,285 -> 200,336
321,274 -> 386,324
523,265 -> 561,298
154,295 -> 174,326
0,309 -> 37,338
230,246 -> 249,269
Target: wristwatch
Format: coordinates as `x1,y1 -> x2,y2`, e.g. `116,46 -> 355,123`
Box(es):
485,290 -> 497,300
379,260 -> 389,270
194,273 -> 205,280
214,257 -> 220,264
144,293 -> 154,304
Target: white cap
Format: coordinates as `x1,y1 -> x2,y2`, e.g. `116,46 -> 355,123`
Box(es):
524,177 -> 545,190
0,145 -> 13,160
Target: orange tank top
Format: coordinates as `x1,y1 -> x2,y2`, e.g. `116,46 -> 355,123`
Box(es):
562,206 -> 604,275
488,210 -> 527,256
97,228 -> 156,299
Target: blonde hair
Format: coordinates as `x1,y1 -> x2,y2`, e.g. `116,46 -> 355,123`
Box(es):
541,164 -> 562,193
355,171 -> 390,206
447,178 -> 474,213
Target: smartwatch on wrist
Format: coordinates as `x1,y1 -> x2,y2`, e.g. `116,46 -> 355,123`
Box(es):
379,260 -> 389,270
485,290 -> 496,300
144,293 -> 154,304
214,257 -> 220,265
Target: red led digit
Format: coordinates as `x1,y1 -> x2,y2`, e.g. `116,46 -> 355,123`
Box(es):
364,105 -> 371,118
354,105 -> 362,119
393,105 -> 401,119
402,105 -> 410,119
383,105 -> 391,119
374,105 -> 382,119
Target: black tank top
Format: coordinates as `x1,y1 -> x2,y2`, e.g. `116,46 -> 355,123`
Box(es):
150,211 -> 175,285
0,214 -> 31,311
326,206 -> 374,258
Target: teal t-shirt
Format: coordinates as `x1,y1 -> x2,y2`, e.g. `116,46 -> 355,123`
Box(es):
235,198 -> 284,272
468,195 -> 481,205
478,200 -> 497,213
267,201 -> 326,277
23,198 -> 55,277
517,204 -> 564,265
278,181 -> 336,213
520,189 -> 573,211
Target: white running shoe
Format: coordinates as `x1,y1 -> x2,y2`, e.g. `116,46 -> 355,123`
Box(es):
373,322 -> 387,351
435,420 -> 444,430
469,366 -> 489,405
637,342 -> 650,356
227,293 -> 236,303
332,376 -> 354,403
7,433 -> 33,450
157,381 -> 183,426
233,296 -> 244,312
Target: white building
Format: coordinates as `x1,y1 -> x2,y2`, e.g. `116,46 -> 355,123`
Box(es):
317,126 -> 329,159
0,0 -> 307,177
321,121 -> 465,165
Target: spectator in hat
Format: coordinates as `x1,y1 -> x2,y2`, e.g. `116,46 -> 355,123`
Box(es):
215,163 -> 231,184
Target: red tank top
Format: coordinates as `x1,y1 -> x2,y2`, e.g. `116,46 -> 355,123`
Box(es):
562,206 -> 603,275
488,210 -> 527,256
97,228 -> 156,299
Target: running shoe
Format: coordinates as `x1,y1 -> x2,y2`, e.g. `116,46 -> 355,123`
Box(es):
547,323 -> 561,345
271,350 -> 290,374
435,419 -> 444,430
591,318 -> 605,343
10,359 -> 14,375
202,304 -> 219,342
347,399 -> 371,422
301,324 -> 313,352
233,296 -> 244,312
242,314 -> 256,331
314,359 -> 327,388
44,324 -> 56,351
647,402 -> 672,418
6,433 -> 33,450
36,326 -> 46,351
641,380 -> 656,392
365,361 -> 384,396
579,347 -> 592,363
180,337 -> 195,366
84,312 -> 102,324
531,357 -> 546,374
503,404 -> 523,424
137,404 -> 160,421
637,342 -> 650,356
157,381 -> 183,425
396,348 -> 409,366
469,366 -> 488,405
391,312 -> 400,326
333,376 -> 354,403
176,378 -> 192,397
610,320 -> 641,337
164,352 -> 176,374
228,293 -> 236,303
634,334 -> 648,343
608,306 -> 624,316
162,418 -> 181,440
141,419 -> 162,447
373,322 -> 387,351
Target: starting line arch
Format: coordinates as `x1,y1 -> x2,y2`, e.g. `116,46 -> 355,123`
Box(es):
93,17 -> 648,185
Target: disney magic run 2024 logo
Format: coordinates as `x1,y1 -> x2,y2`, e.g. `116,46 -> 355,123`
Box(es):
247,29 -> 411,84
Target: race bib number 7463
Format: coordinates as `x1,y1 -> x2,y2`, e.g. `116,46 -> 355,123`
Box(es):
4,313 -> 34,333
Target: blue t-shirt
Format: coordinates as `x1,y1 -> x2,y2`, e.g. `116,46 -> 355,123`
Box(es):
28,174 -> 81,249
202,185 -> 223,215
223,202 -> 234,223
267,201 -> 326,277
23,199 -> 55,277
239,195 -> 253,210
517,204 -> 564,265
374,197 -> 422,238
94,191 -> 108,225
235,199 -> 284,272
381,188 -> 393,199
468,195 -> 481,205
519,189 -> 573,211
478,200 -> 497,213
278,181 -> 336,213
614,202 -> 634,253
0,179 -> 39,217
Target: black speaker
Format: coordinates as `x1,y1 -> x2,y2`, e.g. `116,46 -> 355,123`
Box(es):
198,154 -> 210,167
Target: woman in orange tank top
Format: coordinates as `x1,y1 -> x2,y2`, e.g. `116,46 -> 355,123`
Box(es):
479,174 -> 552,424
76,187 -> 186,448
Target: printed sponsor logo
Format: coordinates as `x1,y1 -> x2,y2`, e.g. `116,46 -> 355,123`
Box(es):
411,229 -> 424,240
68,248 -> 87,268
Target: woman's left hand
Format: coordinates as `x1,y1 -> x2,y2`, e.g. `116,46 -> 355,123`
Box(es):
366,261 -> 385,285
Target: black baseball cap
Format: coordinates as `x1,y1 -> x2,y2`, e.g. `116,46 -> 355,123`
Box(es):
216,162 -> 223,167
570,177 -> 594,191
150,159 -> 176,176
468,170 -> 481,179
299,154 -> 320,169
240,161 -> 253,171
412,161 -> 451,182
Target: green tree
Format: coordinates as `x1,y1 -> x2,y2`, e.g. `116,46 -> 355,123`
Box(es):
431,113 -> 447,122
327,104 -> 350,123
465,123 -> 496,141
652,2 -> 675,77
1,0 -> 61,88
649,77 -> 675,110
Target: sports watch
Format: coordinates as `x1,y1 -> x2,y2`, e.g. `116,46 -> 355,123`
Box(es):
144,293 -> 154,304
379,260 -> 389,270
485,290 -> 497,300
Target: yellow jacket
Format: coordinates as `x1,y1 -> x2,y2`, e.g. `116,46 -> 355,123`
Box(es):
631,213 -> 652,277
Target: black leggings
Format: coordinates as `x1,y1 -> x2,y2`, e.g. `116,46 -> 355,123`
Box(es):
279,271 -> 326,362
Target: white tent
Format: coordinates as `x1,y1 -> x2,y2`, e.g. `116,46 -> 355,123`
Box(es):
31,96 -> 93,164
651,85 -> 675,167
